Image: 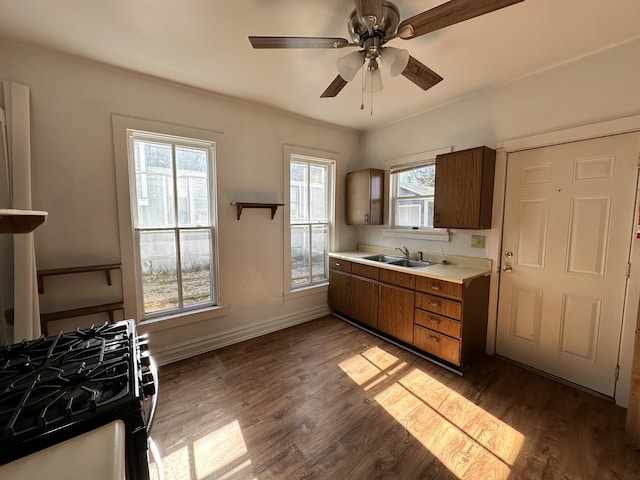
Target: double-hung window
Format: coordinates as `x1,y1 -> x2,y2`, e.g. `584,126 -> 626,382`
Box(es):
286,149 -> 335,290
390,163 -> 436,228
127,130 -> 218,318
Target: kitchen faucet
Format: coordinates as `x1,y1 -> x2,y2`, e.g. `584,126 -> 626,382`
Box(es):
395,246 -> 410,258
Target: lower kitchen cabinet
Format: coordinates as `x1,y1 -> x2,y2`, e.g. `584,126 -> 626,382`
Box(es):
351,275 -> 379,329
413,325 -> 461,365
328,259 -> 351,317
328,255 -> 490,371
378,283 -> 414,344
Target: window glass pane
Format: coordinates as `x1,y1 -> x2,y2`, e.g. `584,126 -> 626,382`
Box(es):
176,146 -> 210,227
290,162 -> 309,223
180,229 -> 213,306
396,199 -> 434,227
311,225 -> 327,282
310,164 -> 328,223
291,225 -> 310,286
396,165 -> 435,198
134,140 -> 175,228
139,230 -> 179,313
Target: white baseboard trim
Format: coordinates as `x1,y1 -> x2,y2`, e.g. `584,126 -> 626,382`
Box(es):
151,304 -> 331,366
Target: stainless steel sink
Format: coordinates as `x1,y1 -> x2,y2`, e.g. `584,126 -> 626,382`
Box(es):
388,259 -> 432,268
362,254 -> 432,268
362,254 -> 401,263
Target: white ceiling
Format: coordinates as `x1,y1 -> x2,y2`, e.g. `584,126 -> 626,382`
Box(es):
0,0 -> 638,131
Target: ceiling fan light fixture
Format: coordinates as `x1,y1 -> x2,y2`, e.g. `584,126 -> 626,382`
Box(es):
363,59 -> 383,93
379,46 -> 410,77
337,50 -> 365,81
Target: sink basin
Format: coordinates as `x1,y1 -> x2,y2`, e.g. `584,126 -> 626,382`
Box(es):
388,259 -> 432,268
363,254 -> 401,263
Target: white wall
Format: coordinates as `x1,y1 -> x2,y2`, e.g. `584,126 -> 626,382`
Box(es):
0,41 -> 360,363
359,38 -> 640,260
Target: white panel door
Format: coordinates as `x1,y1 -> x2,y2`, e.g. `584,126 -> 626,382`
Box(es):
496,132 -> 640,396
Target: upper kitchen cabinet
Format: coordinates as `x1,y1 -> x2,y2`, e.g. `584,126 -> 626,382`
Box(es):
434,146 -> 496,229
346,168 -> 384,225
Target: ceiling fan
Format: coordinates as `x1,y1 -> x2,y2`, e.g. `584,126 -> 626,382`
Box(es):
249,0 -> 524,98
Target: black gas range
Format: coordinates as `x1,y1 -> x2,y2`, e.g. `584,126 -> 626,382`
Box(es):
0,319 -> 158,480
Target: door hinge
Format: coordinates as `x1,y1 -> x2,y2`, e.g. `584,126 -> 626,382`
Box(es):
626,263 -> 631,278
615,364 -> 620,381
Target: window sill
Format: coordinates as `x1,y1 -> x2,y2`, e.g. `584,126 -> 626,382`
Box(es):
381,228 -> 450,241
285,283 -> 328,300
137,304 -> 231,333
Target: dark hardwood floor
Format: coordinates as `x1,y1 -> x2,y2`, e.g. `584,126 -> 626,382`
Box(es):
149,315 -> 640,480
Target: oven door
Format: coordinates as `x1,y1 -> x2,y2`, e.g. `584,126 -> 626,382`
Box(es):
0,421 -> 126,480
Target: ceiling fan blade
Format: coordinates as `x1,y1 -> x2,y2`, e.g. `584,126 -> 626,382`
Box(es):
320,76 -> 349,98
401,56 -> 443,91
398,0 -> 524,39
354,0 -> 383,24
249,36 -> 350,49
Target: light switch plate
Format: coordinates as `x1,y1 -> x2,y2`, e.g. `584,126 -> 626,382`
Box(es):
471,235 -> 485,248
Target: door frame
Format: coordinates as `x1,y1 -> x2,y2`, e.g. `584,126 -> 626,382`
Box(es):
487,114 -> 640,407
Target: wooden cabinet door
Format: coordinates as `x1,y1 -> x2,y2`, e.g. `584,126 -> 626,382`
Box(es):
378,283 -> 414,344
434,146 -> 495,229
328,269 -> 351,316
346,169 -> 384,225
351,275 -> 379,329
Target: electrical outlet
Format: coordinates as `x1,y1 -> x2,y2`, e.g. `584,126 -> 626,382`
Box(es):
471,235 -> 485,248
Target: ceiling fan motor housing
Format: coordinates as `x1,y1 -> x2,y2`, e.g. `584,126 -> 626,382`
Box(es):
347,1 -> 400,49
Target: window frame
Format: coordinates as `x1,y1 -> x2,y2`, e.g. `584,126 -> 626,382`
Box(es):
383,147 -> 451,242
283,145 -> 337,295
112,115 -> 226,329
127,130 -> 218,319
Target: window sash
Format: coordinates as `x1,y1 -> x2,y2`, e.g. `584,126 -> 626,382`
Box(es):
288,154 -> 334,290
128,130 -> 218,319
390,162 -> 436,229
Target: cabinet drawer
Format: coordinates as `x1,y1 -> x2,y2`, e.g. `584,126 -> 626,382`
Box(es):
379,269 -> 415,289
329,258 -> 351,273
415,293 -> 462,320
352,262 -> 379,280
413,325 -> 461,365
415,276 -> 462,300
414,310 -> 461,339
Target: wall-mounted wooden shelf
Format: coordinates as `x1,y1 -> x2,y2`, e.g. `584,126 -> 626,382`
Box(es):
37,263 -> 122,294
37,264 -> 123,336
231,202 -> 284,220
0,209 -> 48,233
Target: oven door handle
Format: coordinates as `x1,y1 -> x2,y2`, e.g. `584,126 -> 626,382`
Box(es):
145,355 -> 159,434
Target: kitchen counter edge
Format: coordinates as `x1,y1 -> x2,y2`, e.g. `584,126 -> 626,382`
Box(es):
329,251 -> 491,284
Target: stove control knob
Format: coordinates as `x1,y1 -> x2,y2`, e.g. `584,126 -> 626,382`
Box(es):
139,353 -> 152,367
138,337 -> 150,353
142,373 -> 156,396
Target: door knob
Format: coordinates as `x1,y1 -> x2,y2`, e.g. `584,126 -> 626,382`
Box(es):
502,265 -> 513,272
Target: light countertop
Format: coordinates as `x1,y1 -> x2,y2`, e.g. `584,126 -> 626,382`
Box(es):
329,251 -> 491,284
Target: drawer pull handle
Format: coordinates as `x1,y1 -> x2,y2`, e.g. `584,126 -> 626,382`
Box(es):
428,317 -> 441,325
431,284 -> 441,291
429,301 -> 441,307
335,262 -> 341,266
428,335 -> 440,343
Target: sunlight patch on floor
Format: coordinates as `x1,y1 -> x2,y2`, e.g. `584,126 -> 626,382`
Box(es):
338,346 -> 408,390
150,420 -> 256,480
340,349 -> 525,479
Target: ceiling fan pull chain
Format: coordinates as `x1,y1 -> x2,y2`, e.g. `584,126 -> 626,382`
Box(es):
370,87 -> 374,116
360,66 -> 365,110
